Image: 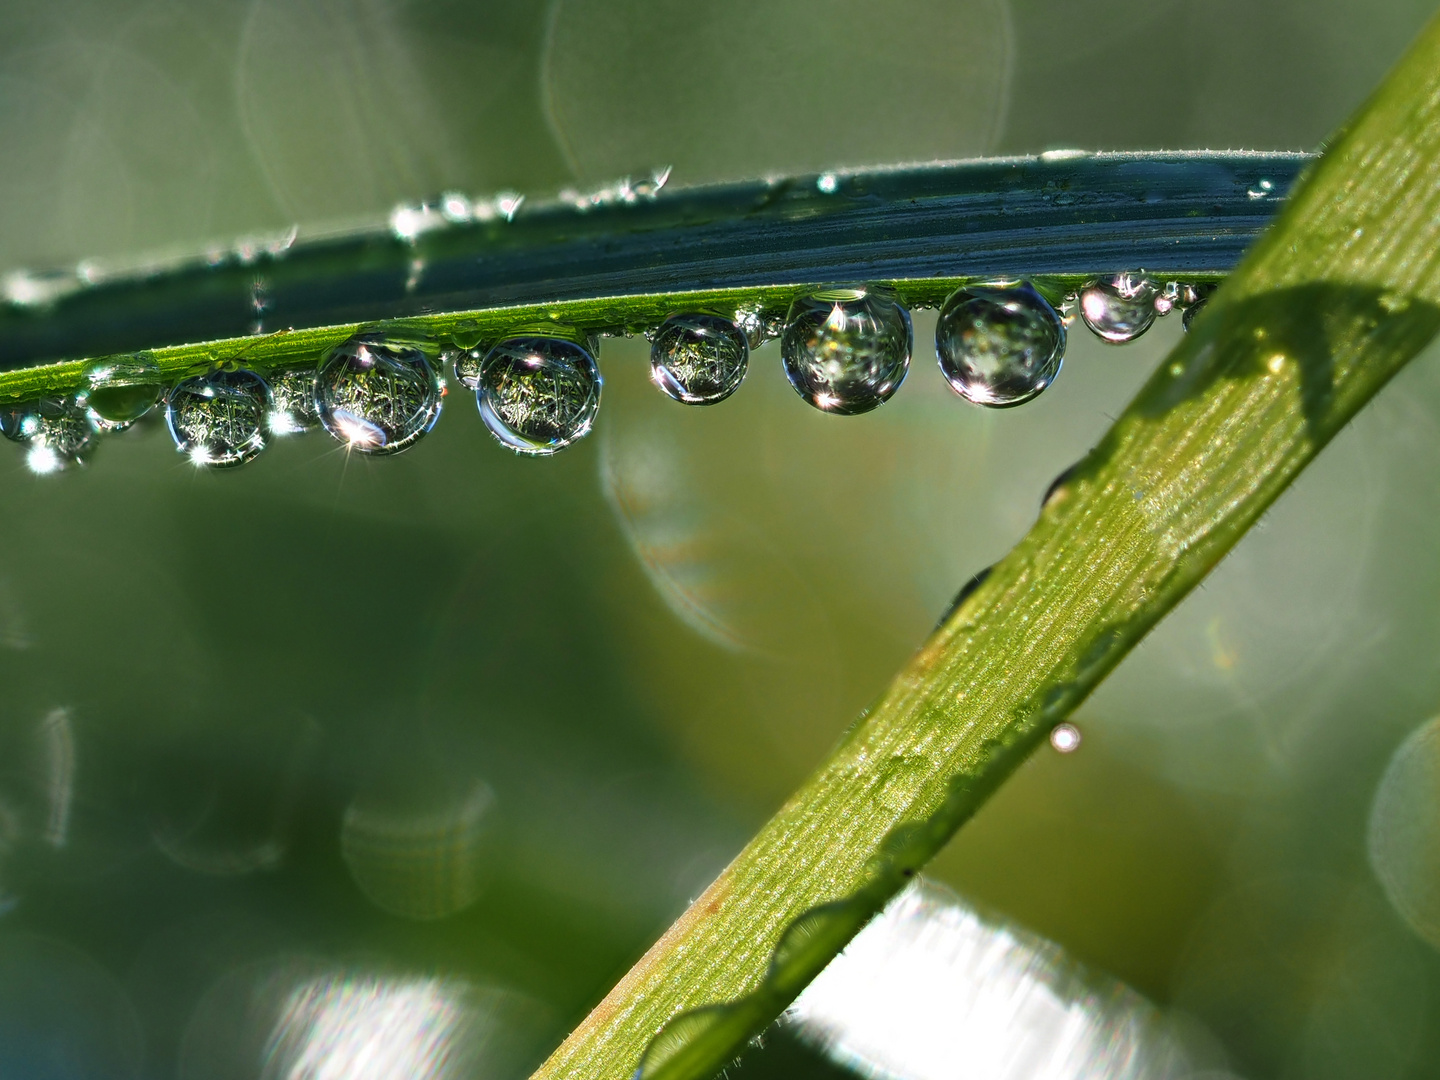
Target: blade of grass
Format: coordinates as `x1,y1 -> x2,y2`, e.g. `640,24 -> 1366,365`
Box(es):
532,13 -> 1440,1080
0,151 -> 1305,389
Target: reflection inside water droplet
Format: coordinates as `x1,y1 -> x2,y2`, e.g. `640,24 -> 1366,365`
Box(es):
451,347 -> 482,390
781,287 -> 911,414
476,336 -> 601,455
166,370 -> 271,468
935,283 -> 1065,407
3,397 -> 100,471
316,335 -> 443,455
266,367 -> 321,434
650,313 -> 748,405
1079,274 -> 1158,344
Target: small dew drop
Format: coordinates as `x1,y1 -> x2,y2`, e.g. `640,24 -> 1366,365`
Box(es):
451,348 -> 482,390
476,336 -> 601,455
1182,296 -> 1210,333
1041,461 -> 1083,509
450,319 -> 484,351
781,287 -> 912,415
1050,723 -> 1081,753
732,303 -> 783,350
935,566 -> 993,630
935,283 -> 1065,408
650,313 -> 749,405
817,173 -> 839,194
82,354 -> 162,430
315,335 -> 443,455
166,370 -> 272,468
1079,274 -> 1158,344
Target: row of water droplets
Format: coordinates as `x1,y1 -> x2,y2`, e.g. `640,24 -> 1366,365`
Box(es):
0,273 -> 1214,473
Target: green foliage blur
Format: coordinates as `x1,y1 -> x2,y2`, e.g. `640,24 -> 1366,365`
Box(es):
0,2 -> 1439,1078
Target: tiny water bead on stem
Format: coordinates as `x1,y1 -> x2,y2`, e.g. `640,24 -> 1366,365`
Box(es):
166,369 -> 272,468
0,275 -> 1226,476
476,336 -> 602,455
1078,273 -> 1160,343
81,355 -> 162,432
315,334 -> 443,455
934,282 -> 1066,408
649,313 -> 749,406
780,287 -> 912,415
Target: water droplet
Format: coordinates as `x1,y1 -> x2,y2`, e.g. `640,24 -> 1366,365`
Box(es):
316,335 -> 443,455
266,367 -> 321,434
770,902 -> 862,988
5,397 -> 99,472
649,314 -> 748,405
731,303 -> 782,350
635,1005 -> 733,1080
451,348 -> 482,390
780,287 -> 911,415
1181,285 -> 1218,333
1079,273 -> 1158,343
1154,283 -> 1179,316
82,355 -> 161,430
817,172 -> 839,194
1042,461 -> 1086,509
0,403 -> 41,442
450,319 -> 484,351
936,566 -> 993,630
1050,722 -> 1081,753
476,336 -> 601,455
166,370 -> 272,468
934,283 -> 1065,408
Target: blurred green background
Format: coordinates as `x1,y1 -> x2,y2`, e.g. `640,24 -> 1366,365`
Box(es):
2,2 -> 1440,1078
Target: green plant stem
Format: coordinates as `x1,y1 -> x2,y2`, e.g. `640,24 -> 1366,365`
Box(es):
531,13 -> 1440,1080
0,152 -> 1301,375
